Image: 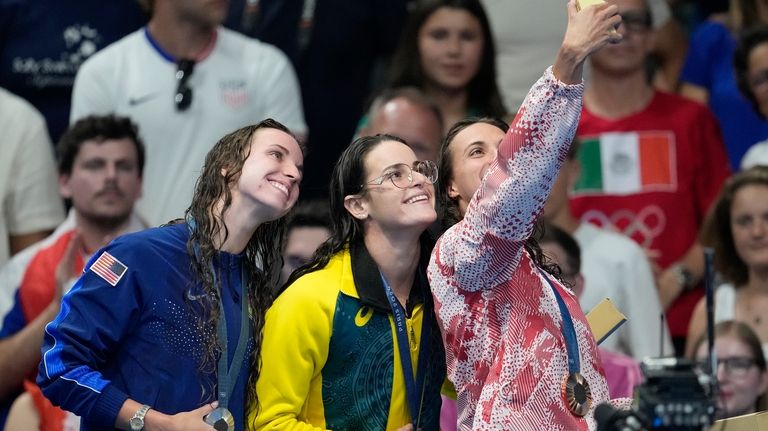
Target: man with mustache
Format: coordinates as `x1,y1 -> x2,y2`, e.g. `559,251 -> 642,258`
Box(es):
0,114 -> 145,430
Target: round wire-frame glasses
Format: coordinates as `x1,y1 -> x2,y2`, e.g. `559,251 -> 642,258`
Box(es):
363,160 -> 438,190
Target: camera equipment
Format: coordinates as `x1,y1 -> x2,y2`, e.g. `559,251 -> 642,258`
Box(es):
598,249 -> 718,431
595,403 -> 648,431
633,357 -> 715,430
597,358 -> 715,431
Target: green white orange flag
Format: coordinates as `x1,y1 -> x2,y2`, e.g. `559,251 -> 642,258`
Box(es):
573,132 -> 676,195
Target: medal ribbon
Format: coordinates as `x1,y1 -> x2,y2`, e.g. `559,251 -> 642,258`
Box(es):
211,262 -> 251,411
188,219 -> 252,417
538,269 -> 580,374
380,273 -> 431,426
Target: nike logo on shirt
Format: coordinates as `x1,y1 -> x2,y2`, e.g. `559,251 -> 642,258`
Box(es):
128,93 -> 158,106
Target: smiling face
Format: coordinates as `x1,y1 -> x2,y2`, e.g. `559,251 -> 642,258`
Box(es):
445,122 -> 505,216
59,138 -> 142,227
418,6 -> 484,93
696,334 -> 768,418
347,140 -> 437,234
235,127 -> 303,222
730,184 -> 768,274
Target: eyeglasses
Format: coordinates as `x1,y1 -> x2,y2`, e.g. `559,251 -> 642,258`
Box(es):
618,11 -> 652,33
363,160 -> 438,190
175,58 -> 195,111
695,356 -> 757,378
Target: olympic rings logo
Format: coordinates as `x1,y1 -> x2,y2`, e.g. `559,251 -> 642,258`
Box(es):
580,205 -> 666,251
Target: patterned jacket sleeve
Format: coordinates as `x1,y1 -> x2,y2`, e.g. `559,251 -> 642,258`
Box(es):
435,67 -> 584,291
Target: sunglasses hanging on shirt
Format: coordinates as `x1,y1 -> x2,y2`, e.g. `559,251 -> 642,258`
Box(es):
175,58 -> 195,111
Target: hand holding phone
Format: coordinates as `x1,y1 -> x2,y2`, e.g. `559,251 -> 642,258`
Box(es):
576,0 -> 606,11
577,0 -> 619,34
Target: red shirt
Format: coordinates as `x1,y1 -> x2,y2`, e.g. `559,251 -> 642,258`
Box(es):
570,91 -> 730,336
19,230 -> 84,322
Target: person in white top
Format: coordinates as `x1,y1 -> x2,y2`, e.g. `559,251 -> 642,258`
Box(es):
0,87 -> 65,267
687,166 -> 768,358
544,140 -> 672,360
70,0 -> 307,226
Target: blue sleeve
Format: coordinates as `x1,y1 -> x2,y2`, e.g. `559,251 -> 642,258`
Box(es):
680,22 -> 730,88
0,290 -> 27,339
37,240 -> 145,429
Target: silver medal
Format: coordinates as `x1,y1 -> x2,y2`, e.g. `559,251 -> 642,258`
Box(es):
205,407 -> 234,431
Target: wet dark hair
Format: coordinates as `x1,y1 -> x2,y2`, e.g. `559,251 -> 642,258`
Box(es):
437,117 -> 559,277
388,0 -> 506,119
184,118 -> 303,411
700,166 -> 768,286
540,223 -> 581,276
735,26 -> 768,119
58,114 -> 145,176
284,134 -> 411,286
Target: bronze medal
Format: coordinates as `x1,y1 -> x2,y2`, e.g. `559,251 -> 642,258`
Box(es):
205,407 -> 235,431
562,372 -> 592,417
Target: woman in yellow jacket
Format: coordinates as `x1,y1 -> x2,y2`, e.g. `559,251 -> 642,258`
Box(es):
248,134 -> 445,430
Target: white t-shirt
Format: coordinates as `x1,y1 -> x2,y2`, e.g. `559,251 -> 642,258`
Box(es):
714,283 -> 737,323
575,223 -> 673,360
70,27 -> 307,226
0,87 -> 65,266
741,140 -> 768,169
481,0 -> 567,113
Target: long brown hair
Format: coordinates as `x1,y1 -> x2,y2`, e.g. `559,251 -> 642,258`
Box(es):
700,166 -> 768,286
184,119 -> 301,410
388,0 -> 506,119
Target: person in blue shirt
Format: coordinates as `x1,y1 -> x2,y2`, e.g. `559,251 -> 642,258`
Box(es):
37,118 -> 304,431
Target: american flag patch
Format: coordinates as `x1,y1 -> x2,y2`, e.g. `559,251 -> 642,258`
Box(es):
90,252 -> 128,286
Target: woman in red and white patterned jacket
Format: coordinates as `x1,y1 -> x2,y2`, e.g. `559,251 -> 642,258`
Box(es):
428,1 -> 627,429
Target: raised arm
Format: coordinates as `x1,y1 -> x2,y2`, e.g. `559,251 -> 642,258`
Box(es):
435,1 -> 621,290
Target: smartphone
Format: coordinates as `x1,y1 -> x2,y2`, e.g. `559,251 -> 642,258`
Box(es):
576,0 -> 619,35
576,0 -> 605,10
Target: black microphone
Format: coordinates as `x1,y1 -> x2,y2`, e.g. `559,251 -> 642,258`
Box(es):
595,403 -> 649,431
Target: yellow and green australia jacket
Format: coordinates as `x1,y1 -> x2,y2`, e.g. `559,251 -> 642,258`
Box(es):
249,239 -> 445,430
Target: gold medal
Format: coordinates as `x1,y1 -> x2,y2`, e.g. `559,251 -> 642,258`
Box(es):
205,407 -> 235,431
562,372 -> 592,417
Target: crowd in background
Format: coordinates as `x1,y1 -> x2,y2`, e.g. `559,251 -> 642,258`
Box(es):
2,0 -> 768,429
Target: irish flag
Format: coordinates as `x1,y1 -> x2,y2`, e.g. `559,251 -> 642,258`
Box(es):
573,131 -> 677,195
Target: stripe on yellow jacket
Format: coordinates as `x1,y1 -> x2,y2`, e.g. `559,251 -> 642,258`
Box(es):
249,240 -> 444,430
